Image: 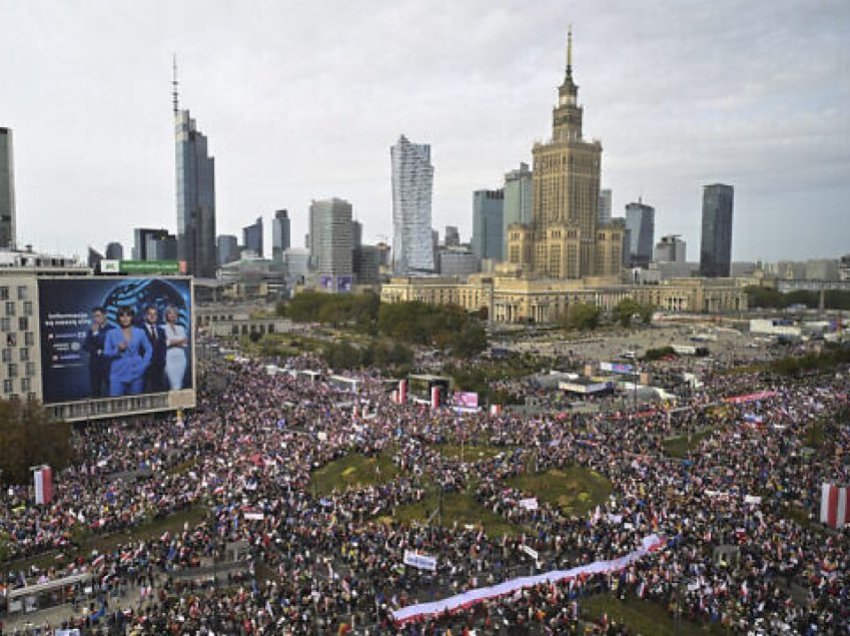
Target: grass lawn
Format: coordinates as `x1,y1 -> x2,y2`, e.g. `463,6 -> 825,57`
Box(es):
581,594 -> 725,636
3,506 -> 208,573
431,444 -> 514,463
310,450 -> 399,497
662,428 -> 714,459
507,466 -> 612,517
390,489 -> 522,537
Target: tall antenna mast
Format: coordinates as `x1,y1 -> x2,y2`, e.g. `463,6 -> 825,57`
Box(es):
172,54 -> 179,114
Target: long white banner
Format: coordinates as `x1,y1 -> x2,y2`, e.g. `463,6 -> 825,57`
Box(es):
392,534 -> 665,625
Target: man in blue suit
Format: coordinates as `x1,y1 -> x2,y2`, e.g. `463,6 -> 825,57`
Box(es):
83,305 -> 113,398
104,306 -> 152,397
142,305 -> 167,393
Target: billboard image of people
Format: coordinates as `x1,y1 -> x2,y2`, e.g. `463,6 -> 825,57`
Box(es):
38,277 -> 192,404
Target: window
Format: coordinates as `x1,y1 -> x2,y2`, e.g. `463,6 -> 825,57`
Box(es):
8,364 -> 17,378
0,287 -> 8,301
26,362 -> 36,377
20,377 -> 30,392
24,332 -> 34,346
0,318 -> 8,332
2,379 -> 12,394
27,392 -> 36,402
6,333 -> 15,347
19,348 -> 29,362
18,317 -> 28,331
23,301 -> 32,316
5,301 -> 15,317
17,286 -> 28,301
1,349 -> 10,362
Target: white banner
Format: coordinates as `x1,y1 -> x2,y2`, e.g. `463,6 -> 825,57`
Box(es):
519,497 -> 538,511
520,545 -> 539,561
403,550 -> 437,572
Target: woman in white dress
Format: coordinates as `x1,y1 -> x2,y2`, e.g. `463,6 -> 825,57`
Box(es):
163,305 -> 188,390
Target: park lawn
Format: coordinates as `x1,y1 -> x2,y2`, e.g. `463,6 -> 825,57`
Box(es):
431,444 -> 514,463
581,594 -> 725,636
310,450 -> 399,497
662,428 -> 714,459
391,489 -> 522,537
507,466 -> 612,517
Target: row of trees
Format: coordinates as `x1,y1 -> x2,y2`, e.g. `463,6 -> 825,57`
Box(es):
745,286 -> 850,310
0,400 -> 72,486
322,340 -> 414,372
558,299 -> 654,331
770,344 -> 850,376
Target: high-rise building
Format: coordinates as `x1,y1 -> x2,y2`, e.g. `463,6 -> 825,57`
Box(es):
271,210 -> 291,261
471,189 -> 505,261
243,216 -> 263,257
133,228 -> 171,261
391,135 -> 434,274
146,233 -> 178,261
309,198 -> 354,292
502,162 -> 532,255
625,200 -> 655,268
217,234 -> 239,266
699,184 -> 734,278
175,104 -> 217,278
105,242 -> 124,261
351,220 -> 363,249
655,234 -> 686,263
353,245 -> 381,284
87,247 -> 104,270
598,189 -> 612,226
506,31 -> 621,279
0,128 -> 16,248
444,226 -> 460,247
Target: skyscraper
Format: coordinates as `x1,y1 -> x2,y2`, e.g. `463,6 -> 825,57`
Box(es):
175,89 -> 217,277
133,228 -> 171,261
146,233 -> 178,261
503,162 -> 532,255
471,189 -> 505,261
217,234 -> 239,266
625,200 -> 655,268
271,209 -> 290,261
444,226 -> 460,247
0,128 -> 16,249
309,198 -> 354,292
655,234 -> 686,263
391,135 -> 434,274
243,216 -> 263,257
105,242 -> 124,261
598,189 -> 612,226
700,184 -> 734,277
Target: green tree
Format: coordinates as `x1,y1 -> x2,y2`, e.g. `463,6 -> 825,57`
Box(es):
0,399 -> 73,485
612,298 -> 652,328
563,303 -> 602,331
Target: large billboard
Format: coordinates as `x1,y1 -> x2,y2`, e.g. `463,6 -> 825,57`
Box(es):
38,277 -> 193,405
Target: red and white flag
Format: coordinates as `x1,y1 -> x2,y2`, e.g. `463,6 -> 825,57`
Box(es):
33,465 -> 53,505
820,483 -> 849,529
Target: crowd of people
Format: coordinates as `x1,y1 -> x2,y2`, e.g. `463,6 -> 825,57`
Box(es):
0,338 -> 847,634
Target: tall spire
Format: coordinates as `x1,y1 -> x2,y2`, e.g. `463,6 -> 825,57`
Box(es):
172,54 -> 180,114
566,25 -> 573,75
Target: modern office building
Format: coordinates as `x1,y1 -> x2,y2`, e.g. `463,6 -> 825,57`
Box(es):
175,106 -> 217,278
471,189 -> 505,261
391,135 -> 434,274
105,242 -> 124,261
217,234 -> 239,266
699,184 -> 734,278
438,247 -> 480,277
353,245 -> 382,284
655,235 -> 686,263
146,233 -> 178,261
625,200 -> 655,268
351,220 -> 363,249
243,216 -> 263,257
0,128 -> 16,249
309,198 -> 354,292
502,162 -> 532,255
444,226 -> 460,247
271,209 -> 291,261
506,31 -> 622,279
598,189 -> 612,226
133,228 -> 171,261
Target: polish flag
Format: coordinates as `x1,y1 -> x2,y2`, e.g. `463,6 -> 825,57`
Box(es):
33,466 -> 53,505
820,483 -> 849,529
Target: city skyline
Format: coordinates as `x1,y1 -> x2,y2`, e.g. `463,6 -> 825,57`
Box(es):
1,0 -> 848,262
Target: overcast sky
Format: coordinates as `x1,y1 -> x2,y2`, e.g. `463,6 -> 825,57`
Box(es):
2,0 -> 848,263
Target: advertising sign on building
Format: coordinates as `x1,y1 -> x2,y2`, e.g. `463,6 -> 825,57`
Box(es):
120,260 -> 181,274
38,277 -> 193,405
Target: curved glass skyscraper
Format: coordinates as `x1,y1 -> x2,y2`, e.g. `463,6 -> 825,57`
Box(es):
391,135 -> 434,275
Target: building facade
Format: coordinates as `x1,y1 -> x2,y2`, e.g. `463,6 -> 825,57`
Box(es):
444,226 -> 460,247
598,189 -> 612,226
391,135 -> 434,274
507,32 -> 621,280
133,228 -> 171,261
699,184 -> 734,278
471,189 -> 504,261
146,233 -> 178,261
105,242 -> 124,261
175,110 -> 217,278
502,162 -> 533,256
217,235 -> 239,267
655,234 -> 686,263
271,209 -> 291,261
0,128 -> 16,249
625,200 -> 655,268
243,216 -> 263,257
309,198 -> 354,292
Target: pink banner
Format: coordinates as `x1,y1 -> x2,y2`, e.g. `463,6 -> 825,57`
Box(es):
392,534 -> 665,625
723,390 -> 777,404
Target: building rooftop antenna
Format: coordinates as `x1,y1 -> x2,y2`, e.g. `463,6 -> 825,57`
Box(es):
172,54 -> 179,114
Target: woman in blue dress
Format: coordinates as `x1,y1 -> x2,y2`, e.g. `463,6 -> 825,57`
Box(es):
104,306 -> 152,397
